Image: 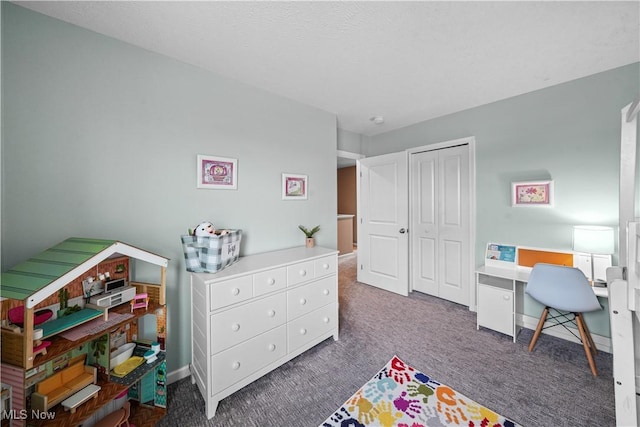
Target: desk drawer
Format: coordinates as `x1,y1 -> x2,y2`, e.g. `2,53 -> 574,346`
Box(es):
210,276 -> 253,311
211,293 -> 286,354
210,325 -> 286,394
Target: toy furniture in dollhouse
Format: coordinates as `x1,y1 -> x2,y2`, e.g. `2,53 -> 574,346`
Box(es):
89,287 -> 137,308
7,306 -> 52,328
87,286 -> 138,320
130,294 -> 149,313
94,401 -> 131,427
110,343 -> 136,368
0,238 -> 169,427
30,356 -> 97,412
32,339 -> 51,359
61,383 -> 101,414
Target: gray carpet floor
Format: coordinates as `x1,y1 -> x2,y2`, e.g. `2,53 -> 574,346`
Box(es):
158,253 -> 616,427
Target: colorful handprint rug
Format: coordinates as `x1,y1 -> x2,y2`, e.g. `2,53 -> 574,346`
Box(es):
320,356 -> 521,427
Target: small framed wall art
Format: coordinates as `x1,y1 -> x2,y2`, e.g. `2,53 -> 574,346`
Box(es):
282,173 -> 308,200
197,155 -> 237,190
511,180 -> 553,207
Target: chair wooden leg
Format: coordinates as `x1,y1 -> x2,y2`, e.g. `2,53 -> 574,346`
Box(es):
575,313 -> 598,376
529,307 -> 549,352
579,314 -> 598,355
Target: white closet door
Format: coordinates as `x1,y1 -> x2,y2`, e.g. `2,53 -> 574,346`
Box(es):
357,152 -> 409,296
410,150 -> 438,296
411,144 -> 470,305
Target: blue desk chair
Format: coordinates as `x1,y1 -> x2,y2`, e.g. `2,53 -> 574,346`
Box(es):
525,263 -> 603,376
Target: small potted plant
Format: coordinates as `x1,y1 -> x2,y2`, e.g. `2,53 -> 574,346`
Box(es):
57,288 -> 69,318
91,334 -> 108,365
298,225 -> 320,248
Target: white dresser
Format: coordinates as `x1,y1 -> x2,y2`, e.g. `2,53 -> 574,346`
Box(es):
189,246 -> 339,419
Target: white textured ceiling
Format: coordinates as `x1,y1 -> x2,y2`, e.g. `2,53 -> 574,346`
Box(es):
15,1 -> 640,137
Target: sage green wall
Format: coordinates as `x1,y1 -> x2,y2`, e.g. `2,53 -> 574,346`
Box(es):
1,3 -> 337,373
337,128 -> 364,153
363,63 -> 639,338
365,63 -> 640,267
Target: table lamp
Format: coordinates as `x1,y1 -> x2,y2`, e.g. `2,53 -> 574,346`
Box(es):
572,225 -> 615,283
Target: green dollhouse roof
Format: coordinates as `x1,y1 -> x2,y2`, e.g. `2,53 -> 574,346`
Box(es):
1,237 -> 169,308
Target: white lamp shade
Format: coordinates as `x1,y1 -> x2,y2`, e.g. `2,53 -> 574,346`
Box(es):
573,225 -> 615,254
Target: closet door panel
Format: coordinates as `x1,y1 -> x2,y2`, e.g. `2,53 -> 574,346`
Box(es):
437,146 -> 469,305
411,151 -> 438,295
411,143 -> 470,305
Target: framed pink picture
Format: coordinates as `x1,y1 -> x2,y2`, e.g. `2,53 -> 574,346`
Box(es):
282,173 -> 308,200
512,180 -> 553,207
197,155 -> 237,190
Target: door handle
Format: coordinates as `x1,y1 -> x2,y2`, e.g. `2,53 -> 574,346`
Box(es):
399,228 -> 407,234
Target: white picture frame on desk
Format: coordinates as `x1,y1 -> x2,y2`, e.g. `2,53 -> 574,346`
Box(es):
485,243 -> 517,269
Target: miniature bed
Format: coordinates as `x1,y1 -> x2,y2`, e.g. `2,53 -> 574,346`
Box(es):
608,97 -> 640,426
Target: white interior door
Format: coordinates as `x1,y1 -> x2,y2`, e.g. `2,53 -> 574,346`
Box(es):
357,152 -> 409,296
411,144 -> 470,305
410,150 -> 438,295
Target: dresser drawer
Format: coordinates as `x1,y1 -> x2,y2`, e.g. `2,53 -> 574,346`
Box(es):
211,293 -> 286,354
288,303 -> 337,352
211,325 -> 287,394
287,260 -> 315,286
253,267 -> 286,297
210,276 -> 253,310
287,276 -> 336,320
314,255 -> 337,278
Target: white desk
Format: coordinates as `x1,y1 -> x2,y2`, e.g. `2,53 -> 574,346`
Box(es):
476,265 -> 608,343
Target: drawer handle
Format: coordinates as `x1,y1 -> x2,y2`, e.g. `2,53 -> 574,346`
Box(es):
299,298 -> 307,305
267,278 -> 275,285
268,344 -> 276,351
503,295 -> 510,301
231,287 -> 240,296
231,323 -> 241,332
299,269 -> 307,277
322,263 -> 330,270
232,361 -> 241,370
267,309 -> 276,317
300,328 -> 307,335
323,289 -> 330,296
323,317 -> 330,323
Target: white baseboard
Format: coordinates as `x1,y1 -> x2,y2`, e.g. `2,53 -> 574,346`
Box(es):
167,365 -> 191,385
517,313 -> 612,354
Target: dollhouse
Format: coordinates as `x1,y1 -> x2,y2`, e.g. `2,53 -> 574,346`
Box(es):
0,238 -> 169,427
